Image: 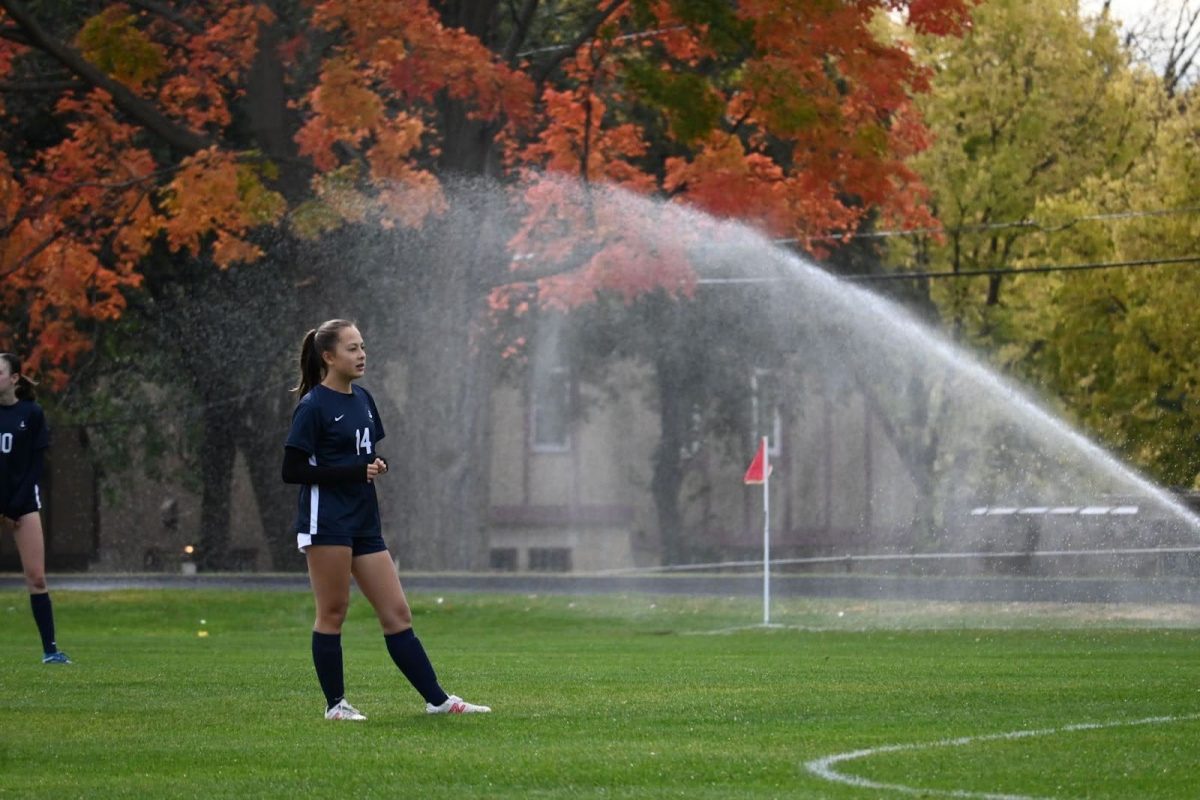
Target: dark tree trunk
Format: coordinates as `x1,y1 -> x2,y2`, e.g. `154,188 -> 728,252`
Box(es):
244,3 -> 309,202
197,401 -> 236,570
651,356 -> 689,565
396,326 -> 496,570
391,214 -> 501,570
386,1 -> 509,569
226,15 -> 320,570
241,386 -> 302,570
434,0 -> 504,178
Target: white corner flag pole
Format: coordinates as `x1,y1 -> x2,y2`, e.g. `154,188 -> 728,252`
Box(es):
743,435 -> 773,627
761,436 -> 771,627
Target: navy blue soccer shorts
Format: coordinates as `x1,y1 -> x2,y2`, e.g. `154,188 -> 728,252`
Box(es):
296,532 -> 388,557
1,487 -> 42,523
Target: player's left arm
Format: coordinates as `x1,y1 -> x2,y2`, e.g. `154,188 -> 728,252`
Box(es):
364,389 -> 388,474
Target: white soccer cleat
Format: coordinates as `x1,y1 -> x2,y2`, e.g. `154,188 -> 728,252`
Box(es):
426,694 -> 491,714
324,699 -> 367,721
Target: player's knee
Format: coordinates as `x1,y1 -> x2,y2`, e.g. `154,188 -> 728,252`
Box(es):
24,571 -> 46,593
378,603 -> 411,632
394,604 -> 412,628
317,602 -> 349,628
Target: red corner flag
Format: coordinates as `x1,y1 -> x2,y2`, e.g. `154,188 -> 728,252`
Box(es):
743,437 -> 772,484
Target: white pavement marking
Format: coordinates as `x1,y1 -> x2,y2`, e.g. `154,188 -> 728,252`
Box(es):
804,713 -> 1200,799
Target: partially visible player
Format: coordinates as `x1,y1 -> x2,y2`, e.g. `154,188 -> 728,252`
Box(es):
282,319 -> 489,720
0,353 -> 70,664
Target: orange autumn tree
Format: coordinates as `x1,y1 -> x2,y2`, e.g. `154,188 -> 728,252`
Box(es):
0,0 -> 971,568
0,2 -> 282,385
295,1 -> 967,304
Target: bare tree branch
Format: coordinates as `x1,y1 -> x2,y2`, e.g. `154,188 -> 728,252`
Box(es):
501,0 -> 539,67
1120,0 -> 1200,96
1162,0 -> 1200,95
478,237 -> 607,294
0,227 -> 66,280
0,176 -> 159,281
0,166 -> 175,244
0,0 -> 213,154
531,0 -> 624,87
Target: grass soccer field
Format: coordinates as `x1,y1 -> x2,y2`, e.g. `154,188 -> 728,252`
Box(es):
0,588 -> 1197,799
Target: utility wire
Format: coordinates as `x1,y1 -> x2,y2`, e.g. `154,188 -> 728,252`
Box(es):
792,205 -> 1200,243
855,255 -> 1200,282
512,207 -> 1200,268
697,255 -> 1200,285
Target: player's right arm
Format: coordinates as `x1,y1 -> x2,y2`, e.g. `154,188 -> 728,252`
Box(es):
281,446 -> 370,484
282,396 -> 369,485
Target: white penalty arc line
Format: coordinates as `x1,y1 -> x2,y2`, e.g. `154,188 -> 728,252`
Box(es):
804,713 -> 1200,800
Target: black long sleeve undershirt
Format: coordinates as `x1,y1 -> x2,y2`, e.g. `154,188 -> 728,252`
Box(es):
281,446 -> 368,485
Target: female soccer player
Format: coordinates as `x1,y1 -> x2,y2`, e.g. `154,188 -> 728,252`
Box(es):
282,319 -> 489,720
0,353 -> 70,664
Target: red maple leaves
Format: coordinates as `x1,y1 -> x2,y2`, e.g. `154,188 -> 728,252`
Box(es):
0,0 -> 972,386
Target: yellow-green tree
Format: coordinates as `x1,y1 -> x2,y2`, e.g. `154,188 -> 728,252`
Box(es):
874,0 -> 1176,522
894,0 -> 1200,487
891,0 -> 1150,344
1016,87 -> 1200,485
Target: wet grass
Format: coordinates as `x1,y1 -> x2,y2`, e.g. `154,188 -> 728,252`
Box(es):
0,589 -> 1197,798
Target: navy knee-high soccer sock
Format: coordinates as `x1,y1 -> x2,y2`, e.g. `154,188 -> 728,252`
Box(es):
30,592 -> 57,655
384,628 -> 449,706
311,631 -> 345,709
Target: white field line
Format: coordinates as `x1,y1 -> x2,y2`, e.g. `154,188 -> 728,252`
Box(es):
681,623 -> 798,635
803,713 -> 1200,800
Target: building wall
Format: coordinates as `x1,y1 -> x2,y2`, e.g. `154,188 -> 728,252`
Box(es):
486,357 -> 923,573
487,361 -> 659,571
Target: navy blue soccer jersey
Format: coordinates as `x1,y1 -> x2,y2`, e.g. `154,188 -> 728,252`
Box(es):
0,399 -> 50,515
286,384 -> 386,539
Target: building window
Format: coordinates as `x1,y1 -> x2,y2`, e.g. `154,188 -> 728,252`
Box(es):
528,547 -> 572,572
530,315 -> 572,452
751,368 -> 783,456
489,548 -> 518,572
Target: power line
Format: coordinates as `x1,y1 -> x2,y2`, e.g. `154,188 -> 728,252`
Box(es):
696,255 -> 1200,285
511,207 -> 1200,268
792,205 -> 1200,243
857,255 -> 1200,282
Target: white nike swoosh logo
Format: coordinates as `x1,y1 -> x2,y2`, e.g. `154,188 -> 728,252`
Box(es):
334,414 -> 345,421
